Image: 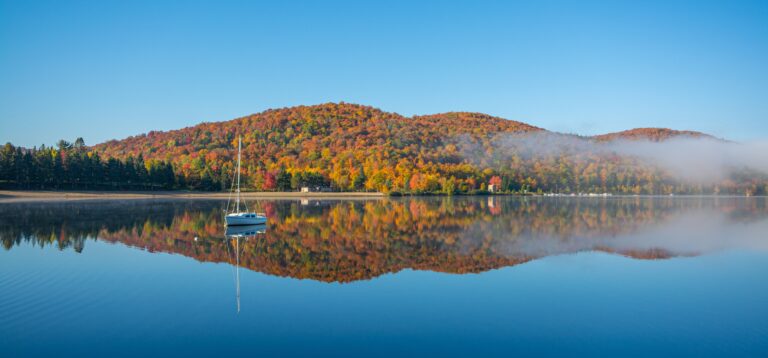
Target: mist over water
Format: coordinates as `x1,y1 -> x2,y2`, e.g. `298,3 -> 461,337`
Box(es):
486,206 -> 768,258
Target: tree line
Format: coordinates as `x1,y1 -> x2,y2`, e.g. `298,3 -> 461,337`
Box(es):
0,139 -> 341,191
0,139 -> 178,190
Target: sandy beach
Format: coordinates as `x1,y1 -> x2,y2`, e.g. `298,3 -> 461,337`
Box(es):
0,190 -> 385,203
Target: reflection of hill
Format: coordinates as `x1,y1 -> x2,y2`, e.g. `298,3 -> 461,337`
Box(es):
2,198 -> 766,282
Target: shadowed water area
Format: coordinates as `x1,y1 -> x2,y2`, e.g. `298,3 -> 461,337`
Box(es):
1,196 -> 767,357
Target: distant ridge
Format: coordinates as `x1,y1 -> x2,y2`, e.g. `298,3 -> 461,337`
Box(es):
592,127 -> 715,142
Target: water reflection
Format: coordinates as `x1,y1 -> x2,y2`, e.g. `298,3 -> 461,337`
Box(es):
224,224 -> 267,313
1,197 -> 767,283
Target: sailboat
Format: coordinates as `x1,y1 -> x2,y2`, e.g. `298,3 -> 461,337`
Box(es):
225,136 -> 267,226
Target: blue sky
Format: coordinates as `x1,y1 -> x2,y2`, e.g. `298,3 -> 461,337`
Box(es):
1,0 -> 767,147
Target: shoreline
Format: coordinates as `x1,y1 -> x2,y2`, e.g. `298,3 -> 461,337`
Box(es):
0,190 -> 760,203
0,190 -> 385,203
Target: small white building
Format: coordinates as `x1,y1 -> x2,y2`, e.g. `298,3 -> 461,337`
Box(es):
488,184 -> 497,193
301,186 -> 332,193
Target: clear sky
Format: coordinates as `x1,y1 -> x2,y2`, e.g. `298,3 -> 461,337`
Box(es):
1,0 -> 767,147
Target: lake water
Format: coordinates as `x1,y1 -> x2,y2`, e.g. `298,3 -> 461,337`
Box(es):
1,196 -> 767,357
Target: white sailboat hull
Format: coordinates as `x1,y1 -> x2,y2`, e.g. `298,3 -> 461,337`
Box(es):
226,213 -> 267,226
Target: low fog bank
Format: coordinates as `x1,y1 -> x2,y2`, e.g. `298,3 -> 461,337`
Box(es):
611,137 -> 768,182
455,132 -> 768,184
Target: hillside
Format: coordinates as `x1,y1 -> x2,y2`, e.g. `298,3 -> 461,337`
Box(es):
592,127 -> 714,142
92,103 -> 553,193
95,104 -> 544,164
88,103 -> 765,195
3,102 -> 766,195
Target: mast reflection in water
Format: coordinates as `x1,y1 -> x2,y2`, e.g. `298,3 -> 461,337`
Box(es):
223,224 -> 267,313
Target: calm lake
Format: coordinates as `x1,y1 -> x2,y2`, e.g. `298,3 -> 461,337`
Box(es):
1,196 -> 767,357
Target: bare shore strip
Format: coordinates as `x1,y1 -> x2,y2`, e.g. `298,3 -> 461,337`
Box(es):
0,190 -> 385,203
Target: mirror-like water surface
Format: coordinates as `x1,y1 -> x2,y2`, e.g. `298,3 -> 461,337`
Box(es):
2,197 -> 767,357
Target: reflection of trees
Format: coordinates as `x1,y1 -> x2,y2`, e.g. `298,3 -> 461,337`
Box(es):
0,201 -> 220,252
2,197 -> 766,282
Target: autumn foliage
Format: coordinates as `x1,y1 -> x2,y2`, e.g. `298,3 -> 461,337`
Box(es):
2,103 -> 766,195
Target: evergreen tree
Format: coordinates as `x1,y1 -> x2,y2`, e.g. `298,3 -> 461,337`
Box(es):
276,168 -> 292,191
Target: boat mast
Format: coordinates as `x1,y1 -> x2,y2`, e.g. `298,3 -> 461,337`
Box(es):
236,136 -> 241,213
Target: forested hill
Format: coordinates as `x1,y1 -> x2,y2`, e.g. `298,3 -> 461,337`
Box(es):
94,103 -> 543,164
92,103 -> 547,192
593,128 -> 715,142
2,103 -> 766,195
